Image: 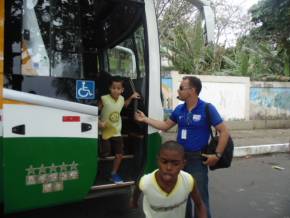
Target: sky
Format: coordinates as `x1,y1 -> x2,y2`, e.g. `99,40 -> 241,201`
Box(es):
235,0 -> 259,10
217,0 -> 260,47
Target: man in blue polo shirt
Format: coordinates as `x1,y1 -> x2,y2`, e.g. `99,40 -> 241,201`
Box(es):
135,76 -> 229,218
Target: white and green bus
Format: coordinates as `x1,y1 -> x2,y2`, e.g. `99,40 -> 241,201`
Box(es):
0,0 -> 214,214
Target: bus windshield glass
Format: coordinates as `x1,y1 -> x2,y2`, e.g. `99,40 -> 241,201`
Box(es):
108,26 -> 146,79
5,0 -> 145,80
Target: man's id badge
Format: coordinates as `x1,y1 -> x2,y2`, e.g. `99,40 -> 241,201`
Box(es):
192,114 -> 201,121
181,129 -> 187,139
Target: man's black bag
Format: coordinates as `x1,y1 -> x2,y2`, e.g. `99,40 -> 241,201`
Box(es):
204,103 -> 234,170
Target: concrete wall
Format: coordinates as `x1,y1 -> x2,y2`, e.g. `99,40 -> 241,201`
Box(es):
170,71 -> 250,120
161,73 -> 290,129
250,82 -> 290,120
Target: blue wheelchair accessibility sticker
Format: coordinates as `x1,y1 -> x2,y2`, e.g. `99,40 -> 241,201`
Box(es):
76,80 -> 95,99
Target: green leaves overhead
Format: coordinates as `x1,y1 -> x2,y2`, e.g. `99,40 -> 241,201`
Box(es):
166,17 -> 205,74
155,0 -> 290,81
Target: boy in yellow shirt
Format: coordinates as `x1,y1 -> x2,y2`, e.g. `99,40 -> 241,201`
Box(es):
130,140 -> 207,218
99,76 -> 140,184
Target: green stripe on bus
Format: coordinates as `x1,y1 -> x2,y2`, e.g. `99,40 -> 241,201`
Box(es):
0,137 -> 3,203
3,137 -> 97,213
144,132 -> 162,174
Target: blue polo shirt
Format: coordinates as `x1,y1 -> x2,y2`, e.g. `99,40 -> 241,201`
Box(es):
169,99 -> 223,152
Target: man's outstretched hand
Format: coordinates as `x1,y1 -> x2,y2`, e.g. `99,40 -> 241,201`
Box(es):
134,110 -> 147,123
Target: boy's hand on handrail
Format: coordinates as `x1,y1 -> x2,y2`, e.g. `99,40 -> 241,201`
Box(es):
131,92 -> 141,100
125,92 -> 140,107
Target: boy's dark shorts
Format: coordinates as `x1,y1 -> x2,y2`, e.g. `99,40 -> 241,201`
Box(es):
100,136 -> 124,157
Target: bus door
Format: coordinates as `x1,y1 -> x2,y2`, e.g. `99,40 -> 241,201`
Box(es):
0,0 -> 4,206
2,89 -> 98,213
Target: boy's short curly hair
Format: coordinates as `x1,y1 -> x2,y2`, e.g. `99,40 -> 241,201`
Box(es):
159,140 -> 184,156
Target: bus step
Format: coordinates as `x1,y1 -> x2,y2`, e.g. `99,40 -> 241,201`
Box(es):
122,133 -> 144,139
99,154 -> 134,161
90,181 -> 134,191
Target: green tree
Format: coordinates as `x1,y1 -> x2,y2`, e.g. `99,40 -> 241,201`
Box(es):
221,36 -> 290,81
154,0 -> 197,46
164,15 -> 217,74
250,0 -> 290,65
155,0 -> 290,80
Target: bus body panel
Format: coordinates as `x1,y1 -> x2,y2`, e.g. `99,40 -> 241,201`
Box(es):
3,104 -> 97,213
144,132 -> 162,174
143,0 -> 163,173
145,0 -> 164,135
0,0 -> 4,204
0,110 -> 2,204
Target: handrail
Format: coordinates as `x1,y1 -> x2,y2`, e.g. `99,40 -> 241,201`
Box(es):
3,88 -> 98,116
90,181 -> 134,191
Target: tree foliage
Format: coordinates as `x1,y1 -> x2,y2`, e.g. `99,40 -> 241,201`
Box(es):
224,36 -> 289,80
248,0 -> 290,79
165,16 -> 206,74
154,0 -> 290,81
213,0 -> 252,46
250,0 -> 290,56
154,0 -> 197,45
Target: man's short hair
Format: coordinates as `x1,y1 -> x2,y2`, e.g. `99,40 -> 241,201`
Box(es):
183,76 -> 202,95
159,140 -> 184,157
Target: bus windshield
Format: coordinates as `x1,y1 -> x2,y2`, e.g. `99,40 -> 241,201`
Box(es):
5,0 -> 145,80
108,26 -> 146,79
4,0 -> 147,101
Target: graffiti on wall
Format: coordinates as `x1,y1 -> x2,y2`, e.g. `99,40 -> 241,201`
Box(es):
250,87 -> 290,119
161,73 -> 290,120
161,77 -> 173,116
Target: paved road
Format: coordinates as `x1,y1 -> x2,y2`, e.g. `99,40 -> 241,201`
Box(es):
209,153 -> 290,218
4,192 -> 143,218
3,153 -> 290,218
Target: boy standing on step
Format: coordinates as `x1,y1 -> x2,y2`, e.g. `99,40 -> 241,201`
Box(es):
99,76 -> 140,184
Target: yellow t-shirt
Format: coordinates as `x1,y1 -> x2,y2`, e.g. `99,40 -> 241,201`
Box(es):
100,94 -> 124,140
139,170 -> 194,218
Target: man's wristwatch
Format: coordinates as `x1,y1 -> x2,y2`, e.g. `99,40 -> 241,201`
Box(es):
215,152 -> 222,159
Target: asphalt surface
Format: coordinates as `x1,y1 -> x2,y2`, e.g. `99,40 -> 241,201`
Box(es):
209,153 -> 290,218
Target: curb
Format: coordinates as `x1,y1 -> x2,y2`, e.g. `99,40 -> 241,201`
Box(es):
234,143 -> 290,157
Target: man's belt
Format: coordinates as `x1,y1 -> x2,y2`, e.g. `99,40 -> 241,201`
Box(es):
185,151 -> 202,158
